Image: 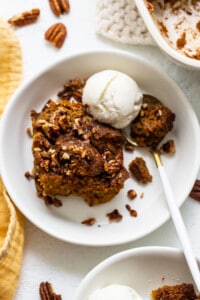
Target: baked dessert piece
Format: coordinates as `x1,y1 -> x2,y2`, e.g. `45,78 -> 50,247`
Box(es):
130,102 -> 175,149
129,157 -> 152,184
151,283 -> 200,300
31,99 -> 129,206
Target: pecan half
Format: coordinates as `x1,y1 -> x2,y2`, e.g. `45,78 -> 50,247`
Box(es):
39,281 -> 62,300
8,8 -> 40,26
45,23 -> 67,48
48,0 -> 70,16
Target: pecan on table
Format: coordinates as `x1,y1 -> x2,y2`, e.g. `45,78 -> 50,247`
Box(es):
48,0 -> 70,16
39,281 -> 62,300
189,179 -> 200,202
8,8 -> 40,26
45,23 -> 67,48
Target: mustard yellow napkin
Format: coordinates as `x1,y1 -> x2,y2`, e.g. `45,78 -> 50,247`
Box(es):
0,17 -> 24,300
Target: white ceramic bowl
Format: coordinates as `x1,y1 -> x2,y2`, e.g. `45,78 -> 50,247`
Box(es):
0,50 -> 200,246
74,246 -> 200,299
135,0 -> 200,70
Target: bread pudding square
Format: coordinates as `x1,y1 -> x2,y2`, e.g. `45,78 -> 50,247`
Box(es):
31,99 -> 129,206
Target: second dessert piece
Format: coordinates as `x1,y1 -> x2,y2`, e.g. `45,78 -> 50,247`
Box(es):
151,283 -> 200,300
130,102 -> 175,149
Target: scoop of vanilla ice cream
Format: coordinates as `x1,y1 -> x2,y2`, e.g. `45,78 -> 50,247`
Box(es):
82,70 -> 143,129
88,284 -> 143,300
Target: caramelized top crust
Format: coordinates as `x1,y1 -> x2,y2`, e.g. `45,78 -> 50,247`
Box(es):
31,99 -> 129,205
31,99 -> 125,177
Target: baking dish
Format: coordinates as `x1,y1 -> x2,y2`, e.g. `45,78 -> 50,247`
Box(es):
135,0 -> 200,70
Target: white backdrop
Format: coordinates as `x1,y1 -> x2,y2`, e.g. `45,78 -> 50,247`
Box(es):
1,1 -> 200,299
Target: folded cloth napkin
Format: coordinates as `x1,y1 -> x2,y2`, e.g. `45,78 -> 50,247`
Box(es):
96,0 -> 155,45
0,17 -> 24,300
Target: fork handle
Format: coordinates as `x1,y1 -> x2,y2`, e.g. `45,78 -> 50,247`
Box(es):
157,164 -> 200,292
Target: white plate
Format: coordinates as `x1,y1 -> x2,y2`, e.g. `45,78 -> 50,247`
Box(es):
0,50 -> 200,246
74,246 -> 200,299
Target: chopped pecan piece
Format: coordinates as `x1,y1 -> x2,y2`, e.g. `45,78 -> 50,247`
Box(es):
124,142 -> 135,152
104,158 -> 122,174
189,179 -> 200,202
146,1 -> 154,13
26,127 -> 33,137
8,8 -> 40,26
53,198 -> 63,207
39,281 -> 62,300
140,192 -> 144,198
43,196 -> 63,207
125,204 -> 138,217
106,209 -> 123,222
127,189 -> 137,200
45,23 -> 67,48
81,217 -> 96,226
48,0 -> 70,16
24,171 -> 33,180
57,78 -> 86,102
159,139 -> 176,155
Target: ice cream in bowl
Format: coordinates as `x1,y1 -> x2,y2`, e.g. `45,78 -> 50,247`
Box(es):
87,284 -> 143,300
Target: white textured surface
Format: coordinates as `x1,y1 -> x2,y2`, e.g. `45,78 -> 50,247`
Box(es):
96,0 -> 154,45
0,0 -> 200,299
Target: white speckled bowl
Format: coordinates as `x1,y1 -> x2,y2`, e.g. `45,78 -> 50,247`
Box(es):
74,246 -> 200,300
135,0 -> 200,70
